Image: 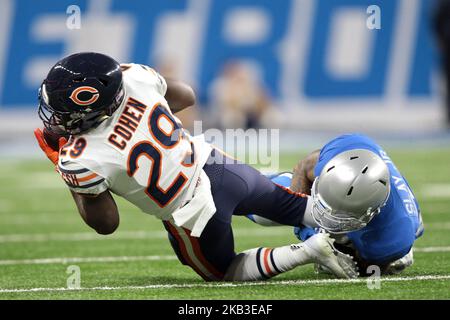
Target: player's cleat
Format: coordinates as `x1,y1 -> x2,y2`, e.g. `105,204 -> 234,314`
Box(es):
314,262 -> 333,275
384,248 -> 414,275
303,232 -> 358,279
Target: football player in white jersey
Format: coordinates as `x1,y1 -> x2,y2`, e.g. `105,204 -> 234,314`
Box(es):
35,52 -> 357,281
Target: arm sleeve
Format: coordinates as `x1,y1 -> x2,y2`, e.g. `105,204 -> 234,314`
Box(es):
57,160 -> 108,195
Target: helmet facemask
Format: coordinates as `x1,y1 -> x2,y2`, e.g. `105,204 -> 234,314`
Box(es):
38,83 -> 124,136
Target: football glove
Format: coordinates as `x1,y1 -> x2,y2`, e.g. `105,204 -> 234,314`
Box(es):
34,128 -> 67,165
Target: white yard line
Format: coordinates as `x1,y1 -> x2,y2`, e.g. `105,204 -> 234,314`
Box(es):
1,246 -> 449,266
0,255 -> 177,265
414,246 -> 450,253
420,184 -> 450,199
0,230 -> 167,243
0,228 -> 289,243
2,222 -> 450,243
423,222 -> 450,230
1,275 -> 450,294
0,220 -> 449,240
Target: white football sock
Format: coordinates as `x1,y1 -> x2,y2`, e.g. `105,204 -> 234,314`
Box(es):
223,243 -> 314,281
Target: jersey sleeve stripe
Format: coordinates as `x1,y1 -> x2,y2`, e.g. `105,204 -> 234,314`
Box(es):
65,178 -> 105,189
58,165 -> 89,175
77,172 -> 98,182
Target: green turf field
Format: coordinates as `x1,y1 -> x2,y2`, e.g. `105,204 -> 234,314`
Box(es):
0,149 -> 450,299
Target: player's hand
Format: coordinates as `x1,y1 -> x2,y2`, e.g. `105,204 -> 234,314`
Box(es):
34,128 -> 67,165
291,160 -> 313,195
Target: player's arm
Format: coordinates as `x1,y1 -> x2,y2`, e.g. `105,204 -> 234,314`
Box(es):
60,168 -> 120,235
34,128 -> 119,235
70,190 -> 119,235
127,64 -> 196,113
290,149 -> 320,194
164,78 -> 196,113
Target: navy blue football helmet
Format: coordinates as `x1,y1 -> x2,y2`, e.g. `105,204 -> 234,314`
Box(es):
38,52 -> 124,135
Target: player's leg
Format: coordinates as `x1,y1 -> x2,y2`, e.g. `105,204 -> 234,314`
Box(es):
164,216 -> 356,281
163,218 -> 233,281
229,163 -> 320,227
201,160 -> 318,280
196,154 -> 357,280
235,169 -> 309,226
164,192 -> 321,281
245,172 -> 293,227
223,232 -> 357,281
162,152 -> 356,281
208,149 -> 312,227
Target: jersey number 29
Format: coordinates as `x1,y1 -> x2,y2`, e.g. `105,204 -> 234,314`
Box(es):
127,103 -> 189,208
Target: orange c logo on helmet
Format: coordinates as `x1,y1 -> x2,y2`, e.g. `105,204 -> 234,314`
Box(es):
69,86 -> 99,106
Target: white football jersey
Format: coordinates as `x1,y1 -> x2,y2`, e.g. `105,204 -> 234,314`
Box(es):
58,63 -> 213,225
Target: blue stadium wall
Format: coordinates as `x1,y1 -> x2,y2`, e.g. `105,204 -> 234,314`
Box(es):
0,0 -> 442,131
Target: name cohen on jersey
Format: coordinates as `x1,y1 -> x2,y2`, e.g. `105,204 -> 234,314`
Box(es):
107,97 -> 147,150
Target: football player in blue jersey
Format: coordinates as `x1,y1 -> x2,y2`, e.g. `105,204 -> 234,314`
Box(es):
247,133 -> 424,276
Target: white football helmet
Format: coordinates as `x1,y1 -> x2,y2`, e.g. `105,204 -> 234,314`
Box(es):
311,149 -> 390,233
